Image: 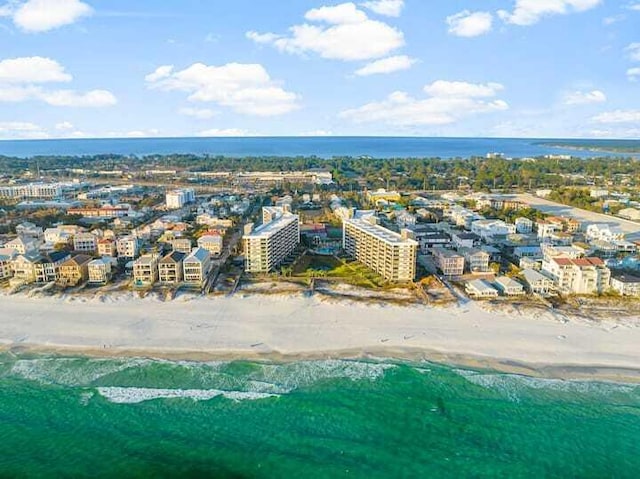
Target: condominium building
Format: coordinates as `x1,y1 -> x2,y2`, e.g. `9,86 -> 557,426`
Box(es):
67,206 -> 130,218
542,257 -> 611,295
343,211 -> 418,282
166,188 -> 196,209
158,251 -> 186,284
73,233 -> 98,253
243,207 -> 300,273
183,248 -> 211,285
0,183 -> 62,199
133,254 -> 159,287
432,247 -> 465,277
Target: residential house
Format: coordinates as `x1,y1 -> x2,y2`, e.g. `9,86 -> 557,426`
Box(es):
44,227 -> 73,248
0,248 -> 17,280
610,273 -> 640,297
536,221 -> 560,241
183,248 -> 212,285
451,232 -> 481,249
97,238 -> 117,257
515,217 -> 533,234
197,234 -> 223,256
459,247 -> 490,273
522,268 -> 555,295
432,248 -> 464,277
465,279 -> 499,299
88,258 -> 114,285
158,251 -> 186,284
170,238 -> 192,254
11,253 -> 40,283
4,236 -> 39,255
471,219 -> 516,243
57,254 -> 92,286
494,276 -> 525,296
133,254 -> 159,287
585,224 -> 625,243
116,236 -> 140,259
73,232 -> 98,253
15,222 -> 43,239
34,251 -> 71,283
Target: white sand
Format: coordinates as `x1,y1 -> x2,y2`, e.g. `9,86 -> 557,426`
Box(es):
2,292 -> 640,374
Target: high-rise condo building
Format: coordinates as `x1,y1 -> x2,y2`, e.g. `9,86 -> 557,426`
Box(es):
243,207 -> 300,273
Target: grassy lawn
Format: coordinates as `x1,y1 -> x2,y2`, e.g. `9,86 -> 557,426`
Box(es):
291,253 -> 390,289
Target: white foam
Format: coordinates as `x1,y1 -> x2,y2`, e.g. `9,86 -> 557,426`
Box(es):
96,387 -> 278,404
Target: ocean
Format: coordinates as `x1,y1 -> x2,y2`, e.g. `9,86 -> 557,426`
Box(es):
1,354 -> 639,478
0,136 -> 637,159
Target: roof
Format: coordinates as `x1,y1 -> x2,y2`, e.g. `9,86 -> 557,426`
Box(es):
467,279 -> 498,293
454,232 -> 480,240
495,276 -> 523,289
159,251 -> 186,264
61,254 -> 93,267
345,212 -> 418,246
198,235 -> 223,243
247,212 -> 299,239
184,247 -> 210,263
611,273 -> 640,284
522,268 -> 553,283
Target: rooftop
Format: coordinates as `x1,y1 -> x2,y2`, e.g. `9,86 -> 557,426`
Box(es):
346,212 -> 418,246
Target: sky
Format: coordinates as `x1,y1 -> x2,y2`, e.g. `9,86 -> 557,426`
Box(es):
0,0 -> 639,140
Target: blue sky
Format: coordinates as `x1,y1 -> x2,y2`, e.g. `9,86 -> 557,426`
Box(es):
0,0 -> 639,139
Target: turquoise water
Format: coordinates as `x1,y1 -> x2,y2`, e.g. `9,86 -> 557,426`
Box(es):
1,354 -> 639,478
0,136 -> 636,159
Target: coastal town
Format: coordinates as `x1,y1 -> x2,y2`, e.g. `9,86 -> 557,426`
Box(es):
1,156 -> 640,311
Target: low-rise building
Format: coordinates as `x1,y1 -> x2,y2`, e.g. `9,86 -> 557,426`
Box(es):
459,247 -> 490,273
133,255 -> 159,287
57,254 -> 92,286
494,276 -> 525,296
169,238 -> 192,255
585,224 -> 625,242
471,219 -> 516,242
88,258 -> 114,284
4,236 -> 39,255
451,232 -> 481,249
610,273 -> 640,297
0,248 -> 17,280
158,251 -> 186,284
73,233 -> 98,253
34,251 -> 71,283
197,234 -> 223,256
522,268 -> 555,295
515,217 -> 533,234
116,236 -> 140,259
11,253 -> 39,283
183,248 -> 212,286
97,238 -> 117,257
465,279 -> 499,299
432,248 -> 465,277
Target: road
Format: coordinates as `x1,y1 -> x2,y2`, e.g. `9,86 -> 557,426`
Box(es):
516,193 -> 640,240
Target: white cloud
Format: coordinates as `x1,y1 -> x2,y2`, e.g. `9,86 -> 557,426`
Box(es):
626,43 -> 640,62
1,0 -> 92,32
125,129 -> 160,138
360,0 -> 404,17
629,3 -> 640,11
198,128 -> 252,137
0,56 -> 116,107
178,107 -> 217,120
0,121 -> 48,139
0,56 -> 72,83
146,62 -> 300,116
55,121 -> 74,130
627,67 -> 640,81
39,89 -> 116,107
563,89 -> 607,105
340,80 -> 508,126
246,2 -> 404,61
447,10 -> 493,37
592,110 -> 640,123
299,129 -> 333,136
498,0 -> 602,26
354,55 -> 416,76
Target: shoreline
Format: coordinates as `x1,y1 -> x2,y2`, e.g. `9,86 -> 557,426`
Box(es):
2,291 -> 640,384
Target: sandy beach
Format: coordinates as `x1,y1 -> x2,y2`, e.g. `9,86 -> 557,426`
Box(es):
2,290 -> 640,382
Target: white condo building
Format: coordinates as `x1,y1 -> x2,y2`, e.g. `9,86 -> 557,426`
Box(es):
243,207 -> 300,273
343,210 -> 418,282
166,188 -> 196,209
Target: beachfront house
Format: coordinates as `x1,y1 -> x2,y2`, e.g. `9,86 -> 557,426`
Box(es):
11,253 -> 40,283
522,268 -> 555,295
116,236 -> 140,260
542,257 -> 611,295
610,273 -> 640,297
494,276 -> 525,296
34,251 -> 71,283
57,254 -> 93,286
0,248 -> 17,280
183,248 -> 212,286
432,248 -> 465,278
465,279 -> 499,299
88,258 -> 115,285
158,251 -> 186,284
133,254 -> 159,287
